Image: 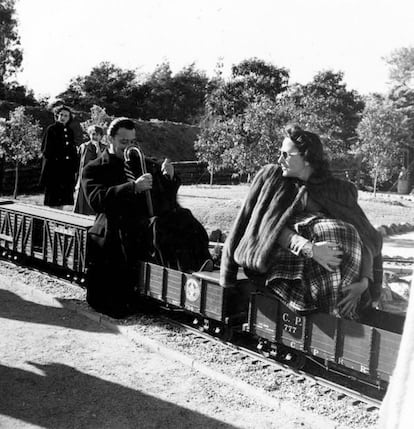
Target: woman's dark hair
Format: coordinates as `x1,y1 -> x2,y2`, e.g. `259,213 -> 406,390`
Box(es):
107,117 -> 135,137
284,124 -> 331,177
53,105 -> 73,121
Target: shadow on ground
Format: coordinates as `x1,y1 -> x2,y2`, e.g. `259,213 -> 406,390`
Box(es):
0,362 -> 235,429
0,289 -> 117,333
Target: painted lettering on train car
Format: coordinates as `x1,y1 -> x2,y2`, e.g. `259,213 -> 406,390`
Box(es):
282,312 -> 303,335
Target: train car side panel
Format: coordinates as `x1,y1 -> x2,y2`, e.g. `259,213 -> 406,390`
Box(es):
337,319 -> 373,374
307,313 -> 337,361
248,293 -> 278,341
372,328 -> 401,383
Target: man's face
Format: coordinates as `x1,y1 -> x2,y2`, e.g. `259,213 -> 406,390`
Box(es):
109,127 -> 137,159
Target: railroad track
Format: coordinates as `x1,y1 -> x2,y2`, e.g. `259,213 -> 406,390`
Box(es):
158,311 -> 384,410
3,253 -> 412,414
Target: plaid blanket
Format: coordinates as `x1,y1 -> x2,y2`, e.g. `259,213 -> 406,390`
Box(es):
266,212 -> 362,314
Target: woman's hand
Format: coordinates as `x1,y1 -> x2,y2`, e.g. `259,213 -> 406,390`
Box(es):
337,278 -> 369,318
312,241 -> 343,271
135,173 -> 153,193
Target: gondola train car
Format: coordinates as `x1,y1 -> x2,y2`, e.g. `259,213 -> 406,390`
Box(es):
0,199 -> 93,281
0,199 -> 407,389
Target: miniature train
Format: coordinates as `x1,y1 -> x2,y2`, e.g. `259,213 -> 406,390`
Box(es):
0,199 -> 406,389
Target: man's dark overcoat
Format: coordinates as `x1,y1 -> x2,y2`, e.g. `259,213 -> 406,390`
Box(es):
82,149 -> 210,318
39,122 -> 79,206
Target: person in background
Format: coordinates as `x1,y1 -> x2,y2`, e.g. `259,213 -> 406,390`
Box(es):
220,124 -> 382,319
39,105 -> 79,209
74,125 -> 106,215
82,117 -> 212,318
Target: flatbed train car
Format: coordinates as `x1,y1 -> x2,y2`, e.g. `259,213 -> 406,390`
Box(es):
0,199 -> 408,389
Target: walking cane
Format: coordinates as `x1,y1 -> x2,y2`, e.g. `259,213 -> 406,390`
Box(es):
124,145 -> 154,217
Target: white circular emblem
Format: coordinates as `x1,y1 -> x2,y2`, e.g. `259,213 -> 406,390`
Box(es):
185,278 -> 201,302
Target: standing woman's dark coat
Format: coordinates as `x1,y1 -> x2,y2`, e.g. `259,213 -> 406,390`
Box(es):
40,121 -> 79,206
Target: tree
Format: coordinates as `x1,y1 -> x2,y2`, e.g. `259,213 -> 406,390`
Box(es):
195,117 -> 232,184
222,97 -> 290,179
384,47 -> 414,184
206,58 -> 289,118
283,71 -> 365,156
0,106 -> 42,198
169,64 -> 209,124
57,62 -> 140,116
385,46 -> 414,88
0,0 -> 23,93
356,95 -> 408,195
196,97 -> 290,182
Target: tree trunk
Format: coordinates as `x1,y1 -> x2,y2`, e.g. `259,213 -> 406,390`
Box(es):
209,165 -> 214,186
13,161 -> 19,199
354,152 -> 363,189
373,164 -> 379,197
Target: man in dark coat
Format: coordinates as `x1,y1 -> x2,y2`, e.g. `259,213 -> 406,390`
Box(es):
39,106 -> 79,208
82,117 -> 211,318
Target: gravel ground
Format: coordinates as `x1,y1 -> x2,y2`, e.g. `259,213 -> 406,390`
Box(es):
0,261 -> 380,429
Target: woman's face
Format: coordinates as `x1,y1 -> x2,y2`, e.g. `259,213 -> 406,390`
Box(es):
57,110 -> 71,125
278,137 -> 308,179
89,131 -> 103,142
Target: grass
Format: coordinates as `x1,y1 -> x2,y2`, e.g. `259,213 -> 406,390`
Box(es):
7,185 -> 414,235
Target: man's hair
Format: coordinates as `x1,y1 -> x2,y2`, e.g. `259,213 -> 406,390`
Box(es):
87,124 -> 104,136
107,117 -> 135,137
284,123 -> 331,177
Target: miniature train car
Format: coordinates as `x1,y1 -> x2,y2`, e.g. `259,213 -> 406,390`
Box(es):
137,263 -> 249,330
0,199 -> 407,389
0,200 -> 94,278
247,290 -> 403,386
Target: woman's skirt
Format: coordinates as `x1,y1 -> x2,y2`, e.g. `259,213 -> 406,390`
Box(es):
266,213 -> 362,315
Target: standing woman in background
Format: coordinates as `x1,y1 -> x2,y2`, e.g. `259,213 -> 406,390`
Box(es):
74,125 -> 106,215
39,105 -> 79,209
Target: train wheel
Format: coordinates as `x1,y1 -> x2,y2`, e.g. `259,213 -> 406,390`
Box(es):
285,352 -> 307,370
217,326 -> 233,342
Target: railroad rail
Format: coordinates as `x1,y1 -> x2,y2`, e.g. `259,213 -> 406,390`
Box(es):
158,310 -> 384,409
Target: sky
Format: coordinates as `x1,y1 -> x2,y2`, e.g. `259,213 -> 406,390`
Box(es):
14,0 -> 414,99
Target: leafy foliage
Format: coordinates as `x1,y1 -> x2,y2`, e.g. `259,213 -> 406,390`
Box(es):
0,0 -> 22,87
197,69 -> 365,180
206,58 -> 289,118
195,117 -> 233,183
56,62 -> 139,117
57,61 -> 209,125
0,106 -> 42,197
137,62 -> 208,124
283,71 -> 365,155
385,46 -> 414,88
356,95 -> 408,193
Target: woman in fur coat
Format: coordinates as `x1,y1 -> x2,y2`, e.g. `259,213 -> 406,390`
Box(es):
220,124 -> 382,319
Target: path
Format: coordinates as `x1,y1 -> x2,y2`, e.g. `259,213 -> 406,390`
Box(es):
0,276 -> 334,429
